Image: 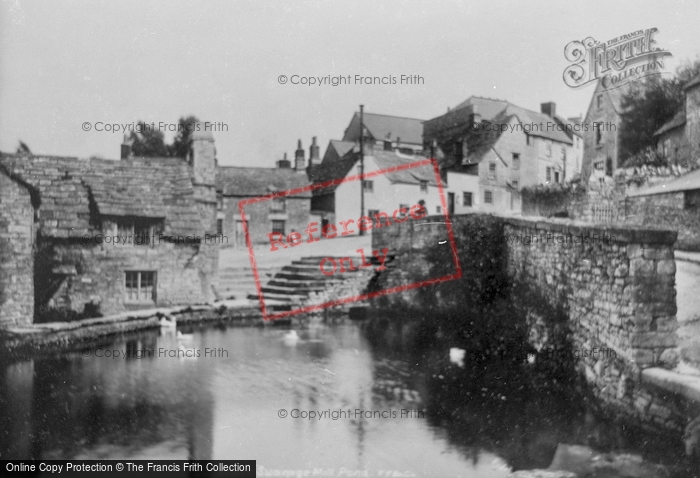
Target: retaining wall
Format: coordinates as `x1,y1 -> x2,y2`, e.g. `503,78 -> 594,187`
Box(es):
371,213 -> 699,434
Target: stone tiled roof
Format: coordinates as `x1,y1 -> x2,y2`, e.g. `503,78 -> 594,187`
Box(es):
216,166 -> 312,198
0,153 -> 201,238
654,109 -> 686,137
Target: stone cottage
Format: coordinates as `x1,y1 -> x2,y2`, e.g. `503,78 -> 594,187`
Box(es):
216,139 -> 312,246
0,130 -> 219,327
653,73 -> 700,165
423,96 -> 581,215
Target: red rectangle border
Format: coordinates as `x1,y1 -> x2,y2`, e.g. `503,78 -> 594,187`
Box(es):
238,157 -> 462,321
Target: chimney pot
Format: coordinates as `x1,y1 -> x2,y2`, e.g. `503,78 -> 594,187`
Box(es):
308,136 -> 321,167
295,139 -> 305,173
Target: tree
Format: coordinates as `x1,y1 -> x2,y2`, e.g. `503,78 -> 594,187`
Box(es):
170,115 -> 200,158
129,122 -> 169,157
619,58 -> 700,162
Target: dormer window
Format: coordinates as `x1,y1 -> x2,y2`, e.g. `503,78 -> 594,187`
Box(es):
419,180 -> 428,192
113,217 -> 163,246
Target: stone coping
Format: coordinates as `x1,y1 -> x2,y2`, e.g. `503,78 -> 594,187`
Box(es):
1,299 -> 262,337
502,215 -> 677,245
411,214 -> 678,245
641,367 -> 700,404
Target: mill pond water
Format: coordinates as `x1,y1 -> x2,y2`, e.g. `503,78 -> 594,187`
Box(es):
0,316 -> 696,477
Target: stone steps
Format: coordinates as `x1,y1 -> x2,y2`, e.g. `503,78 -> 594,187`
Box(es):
250,256 -> 371,311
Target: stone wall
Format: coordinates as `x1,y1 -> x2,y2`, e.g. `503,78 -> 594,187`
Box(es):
37,239 -> 216,318
221,196 -> 312,246
626,191 -> 700,251
371,213 -> 691,431
0,172 -> 34,326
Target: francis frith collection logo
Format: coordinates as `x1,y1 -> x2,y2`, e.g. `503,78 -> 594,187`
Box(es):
563,28 -> 672,89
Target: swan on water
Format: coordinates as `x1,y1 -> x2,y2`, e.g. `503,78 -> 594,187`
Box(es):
449,347 -> 466,367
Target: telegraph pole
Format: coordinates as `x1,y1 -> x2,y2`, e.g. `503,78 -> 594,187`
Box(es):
359,104 -> 365,236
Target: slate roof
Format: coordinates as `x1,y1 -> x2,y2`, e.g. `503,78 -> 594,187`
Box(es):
433,96 -> 573,145
370,150 -> 438,186
343,112 -> 424,145
328,140 -> 356,159
0,153 -> 201,238
654,109 -> 686,137
216,167 -> 312,198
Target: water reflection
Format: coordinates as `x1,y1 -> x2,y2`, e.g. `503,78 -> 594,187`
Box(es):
0,318 -> 691,476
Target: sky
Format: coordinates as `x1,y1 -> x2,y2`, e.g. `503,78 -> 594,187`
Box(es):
2,0 -> 700,168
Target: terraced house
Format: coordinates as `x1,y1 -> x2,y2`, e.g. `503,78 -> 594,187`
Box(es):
424,96 -> 582,215
0,130 -> 219,327
216,139 -> 313,246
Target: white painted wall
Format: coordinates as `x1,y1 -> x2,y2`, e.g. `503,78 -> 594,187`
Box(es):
446,171 -> 480,214
334,156 -> 442,236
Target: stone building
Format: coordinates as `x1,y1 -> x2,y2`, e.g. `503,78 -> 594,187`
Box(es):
581,80 -> 633,182
653,73 -> 700,165
423,96 -> 581,215
0,130 -> 219,327
626,165 -> 700,250
216,139 -> 312,246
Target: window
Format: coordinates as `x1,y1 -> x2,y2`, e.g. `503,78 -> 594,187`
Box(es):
271,198 -> 286,212
554,171 -> 560,183
217,218 -> 223,235
115,218 -> 161,246
488,163 -> 496,179
117,221 -> 133,238
512,154 -> 520,170
398,204 -> 409,218
134,221 -> 151,246
125,271 -> 156,302
512,180 -> 519,189
271,220 -> 285,235
217,196 -> 224,211
463,192 -> 473,207
597,95 -> 603,108
436,205 -> 441,213
595,123 -> 603,145
546,167 -> 552,182
561,146 -> 566,160
363,180 -> 374,193
484,190 -> 493,204
368,209 -> 379,219
545,141 -> 552,157
419,180 -> 428,192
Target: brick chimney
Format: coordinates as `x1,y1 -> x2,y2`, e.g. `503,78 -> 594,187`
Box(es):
541,102 -> 556,118
120,134 -> 132,159
308,137 -> 321,167
294,139 -> 305,173
277,152 -> 291,169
